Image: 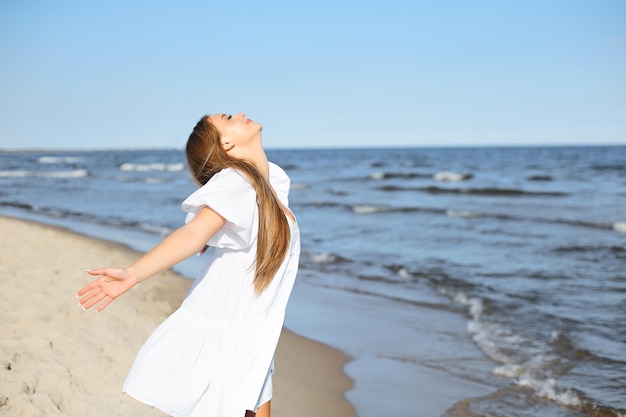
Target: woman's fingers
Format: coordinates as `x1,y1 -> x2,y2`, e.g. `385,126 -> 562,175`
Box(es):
77,278 -> 100,297
86,268 -> 109,276
82,291 -> 107,310
78,284 -> 102,307
77,267 -> 135,312
96,297 -> 114,312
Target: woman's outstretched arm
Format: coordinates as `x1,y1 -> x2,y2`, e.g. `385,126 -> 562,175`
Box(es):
77,206 -> 226,312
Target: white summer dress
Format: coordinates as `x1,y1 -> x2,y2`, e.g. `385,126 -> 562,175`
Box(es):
122,162 -> 300,417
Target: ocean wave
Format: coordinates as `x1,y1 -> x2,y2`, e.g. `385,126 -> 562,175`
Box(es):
134,222 -> 172,235
439,287 -> 590,411
350,202 -> 625,238
145,177 -> 173,184
613,222 -> 626,234
0,201 -> 173,236
0,201 -> 33,210
446,209 -> 483,218
114,176 -> 173,184
553,244 -> 626,257
0,169 -> 89,178
119,163 -> 184,172
309,197 -> 624,238
290,183 -> 309,190
433,171 -> 473,182
298,201 -> 344,209
325,188 -> 348,196
357,274 -> 404,285
592,163 -> 626,172
369,171 -> 431,180
383,264 -> 455,287
517,375 -> 582,407
308,252 -> 351,264
559,219 -> 626,235
527,175 -> 553,181
351,204 -> 444,215
38,156 -> 85,164
352,205 -> 393,214
376,185 -> 567,197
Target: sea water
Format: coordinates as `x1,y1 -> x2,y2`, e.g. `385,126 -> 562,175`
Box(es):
1,146 -> 624,417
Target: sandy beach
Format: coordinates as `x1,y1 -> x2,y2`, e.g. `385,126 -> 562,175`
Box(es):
0,215 -> 355,417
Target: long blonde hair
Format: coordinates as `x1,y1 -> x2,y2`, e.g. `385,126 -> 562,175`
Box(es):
185,115 -> 290,294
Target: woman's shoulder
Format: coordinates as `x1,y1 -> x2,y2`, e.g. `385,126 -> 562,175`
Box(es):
183,168 -> 252,207
269,161 -> 290,185
268,161 -> 291,204
197,162 -> 289,194
205,167 -> 250,190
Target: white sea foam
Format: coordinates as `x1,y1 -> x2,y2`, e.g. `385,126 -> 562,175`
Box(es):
352,205 -> 389,214
396,268 -> 412,280
138,223 -> 173,236
0,169 -> 89,178
310,253 -> 339,263
446,209 -> 483,218
38,156 -> 85,163
518,374 -> 581,407
613,222 -> 626,233
434,171 -> 472,182
441,287 -> 587,411
370,172 -> 385,180
0,170 -> 31,178
493,363 -> 525,378
290,183 -> 309,190
145,177 -> 170,184
119,163 -> 184,172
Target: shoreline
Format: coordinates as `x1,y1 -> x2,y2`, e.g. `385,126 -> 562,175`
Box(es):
0,215 -> 356,417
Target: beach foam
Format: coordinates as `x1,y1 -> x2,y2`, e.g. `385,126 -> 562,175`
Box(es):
434,171 -> 473,182
119,162 -> 184,172
38,156 -> 85,164
613,222 -> 626,233
0,169 -> 89,178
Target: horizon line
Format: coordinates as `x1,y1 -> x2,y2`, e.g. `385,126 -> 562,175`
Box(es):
2,142 -> 626,153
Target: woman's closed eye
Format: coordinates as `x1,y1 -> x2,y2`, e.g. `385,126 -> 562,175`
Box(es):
227,115 -> 232,120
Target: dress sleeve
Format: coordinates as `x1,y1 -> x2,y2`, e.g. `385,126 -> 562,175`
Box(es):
181,168 -> 258,249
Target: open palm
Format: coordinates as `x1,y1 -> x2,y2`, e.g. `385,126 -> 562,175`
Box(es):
77,267 -> 137,312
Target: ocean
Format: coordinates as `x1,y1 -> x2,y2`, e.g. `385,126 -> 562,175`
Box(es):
0,146 -> 624,417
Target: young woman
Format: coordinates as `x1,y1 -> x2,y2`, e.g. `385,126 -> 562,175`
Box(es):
77,113 -> 300,417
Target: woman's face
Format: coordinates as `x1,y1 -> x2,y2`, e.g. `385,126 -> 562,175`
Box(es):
209,113 -> 262,149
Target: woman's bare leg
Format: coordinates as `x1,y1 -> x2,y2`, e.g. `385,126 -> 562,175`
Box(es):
256,400 -> 270,417
244,401 -> 270,417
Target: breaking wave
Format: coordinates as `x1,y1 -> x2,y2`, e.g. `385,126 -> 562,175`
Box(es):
119,162 -> 184,172
439,288 -> 585,410
308,252 -> 351,264
369,171 -> 431,180
433,171 -> 474,182
0,169 -> 89,178
377,185 -> 567,197
38,156 -> 85,164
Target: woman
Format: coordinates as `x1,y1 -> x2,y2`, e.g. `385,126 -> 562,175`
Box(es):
77,113 -> 300,417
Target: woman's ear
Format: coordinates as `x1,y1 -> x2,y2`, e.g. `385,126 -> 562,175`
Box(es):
221,138 -> 235,152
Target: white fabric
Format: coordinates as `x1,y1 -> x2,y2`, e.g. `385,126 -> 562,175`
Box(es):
122,162 -> 300,417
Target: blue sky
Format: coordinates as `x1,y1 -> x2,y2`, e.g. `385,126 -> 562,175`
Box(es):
1,0 -> 625,149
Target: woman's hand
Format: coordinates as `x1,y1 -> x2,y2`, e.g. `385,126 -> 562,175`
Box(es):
77,268 -> 138,312
76,207 -> 225,313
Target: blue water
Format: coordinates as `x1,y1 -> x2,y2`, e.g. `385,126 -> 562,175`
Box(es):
1,146 -> 624,417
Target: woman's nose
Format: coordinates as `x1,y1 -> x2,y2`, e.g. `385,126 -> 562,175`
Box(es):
234,112 -> 246,119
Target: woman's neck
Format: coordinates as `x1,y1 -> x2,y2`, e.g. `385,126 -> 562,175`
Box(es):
233,138 -> 269,181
